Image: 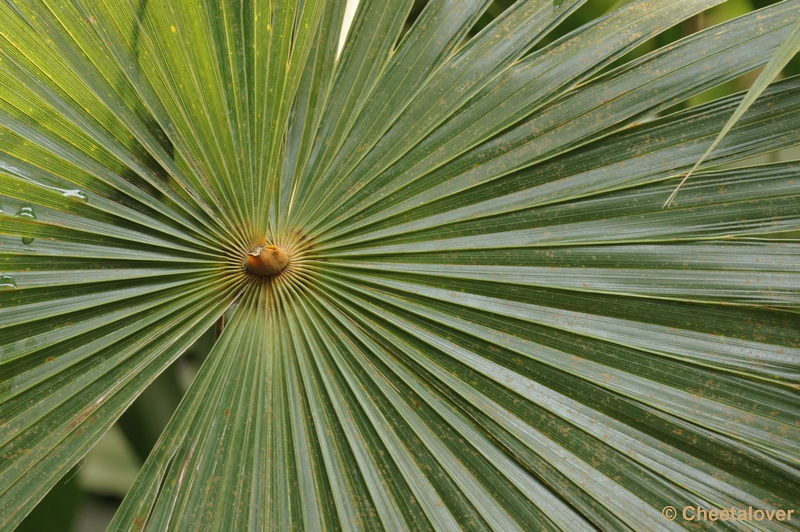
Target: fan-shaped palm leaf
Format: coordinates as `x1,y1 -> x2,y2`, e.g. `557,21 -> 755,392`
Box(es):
1,0 -> 799,529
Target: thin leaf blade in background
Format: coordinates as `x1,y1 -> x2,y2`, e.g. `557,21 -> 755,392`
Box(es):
664,15 -> 800,206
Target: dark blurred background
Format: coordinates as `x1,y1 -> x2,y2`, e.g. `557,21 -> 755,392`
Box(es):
20,1 -> 799,529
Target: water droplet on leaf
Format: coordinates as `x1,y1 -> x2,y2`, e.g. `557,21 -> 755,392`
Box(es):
15,205 -> 35,219
62,189 -> 88,202
15,205 -> 37,245
0,274 -> 16,290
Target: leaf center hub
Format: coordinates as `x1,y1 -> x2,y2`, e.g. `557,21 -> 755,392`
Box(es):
245,245 -> 289,276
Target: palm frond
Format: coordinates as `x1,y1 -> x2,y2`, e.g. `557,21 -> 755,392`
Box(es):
1,0 -> 799,529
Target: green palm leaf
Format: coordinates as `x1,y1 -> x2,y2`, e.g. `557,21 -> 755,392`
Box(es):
1,0 -> 799,529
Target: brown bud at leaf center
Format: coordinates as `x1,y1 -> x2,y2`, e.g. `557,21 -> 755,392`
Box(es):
246,245 -> 289,276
